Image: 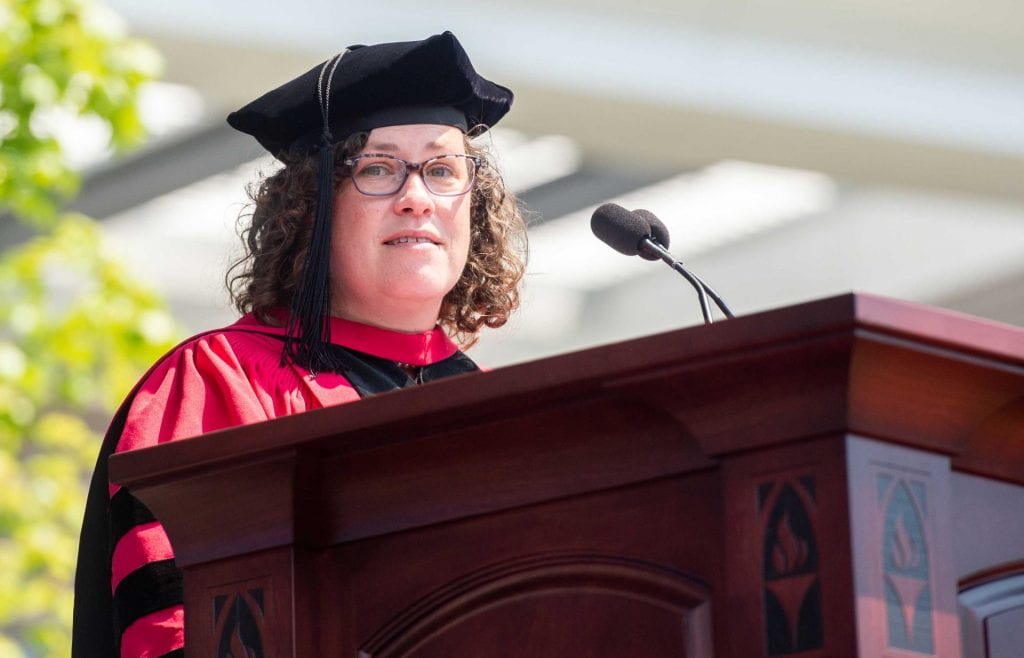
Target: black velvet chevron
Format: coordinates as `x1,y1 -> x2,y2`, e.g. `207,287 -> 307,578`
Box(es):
109,488 -> 158,546
324,343 -> 479,396
113,559 -> 184,636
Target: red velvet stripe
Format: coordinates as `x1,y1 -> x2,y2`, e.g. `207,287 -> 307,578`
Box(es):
120,606 -> 184,658
111,521 -> 175,592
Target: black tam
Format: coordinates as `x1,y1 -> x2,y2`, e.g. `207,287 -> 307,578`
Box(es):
227,31 -> 513,159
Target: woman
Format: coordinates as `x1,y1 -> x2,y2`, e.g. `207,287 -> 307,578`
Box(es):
73,32 -> 526,657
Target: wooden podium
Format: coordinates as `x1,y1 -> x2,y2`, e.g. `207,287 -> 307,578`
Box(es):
110,294 -> 1024,657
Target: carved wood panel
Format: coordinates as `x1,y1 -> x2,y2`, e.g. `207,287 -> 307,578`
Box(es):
358,553 -> 712,658
184,548 -> 293,658
214,587 -> 267,658
722,436 -> 858,657
758,476 -> 824,654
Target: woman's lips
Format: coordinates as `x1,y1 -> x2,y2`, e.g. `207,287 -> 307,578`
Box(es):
384,235 -> 440,246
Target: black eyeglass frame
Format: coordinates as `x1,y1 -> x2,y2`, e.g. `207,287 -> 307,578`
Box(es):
341,153 -> 484,197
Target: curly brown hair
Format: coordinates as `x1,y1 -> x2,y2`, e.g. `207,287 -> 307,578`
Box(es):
227,130 -> 527,348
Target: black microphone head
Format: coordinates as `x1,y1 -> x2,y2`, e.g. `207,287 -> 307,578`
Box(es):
632,209 -> 670,261
590,203 -> 650,257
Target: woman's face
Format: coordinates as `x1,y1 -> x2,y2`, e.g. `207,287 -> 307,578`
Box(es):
329,124 -> 472,329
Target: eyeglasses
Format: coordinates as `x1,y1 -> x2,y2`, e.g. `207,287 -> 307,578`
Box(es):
342,153 -> 482,197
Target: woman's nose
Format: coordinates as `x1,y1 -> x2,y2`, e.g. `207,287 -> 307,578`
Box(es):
394,171 -> 435,216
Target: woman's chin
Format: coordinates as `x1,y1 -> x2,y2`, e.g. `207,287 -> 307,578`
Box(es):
373,276 -> 457,307
388,267 -> 460,297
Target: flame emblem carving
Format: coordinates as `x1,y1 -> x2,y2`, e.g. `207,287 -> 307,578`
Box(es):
760,479 -> 823,654
229,626 -> 257,658
772,511 -> 810,575
891,515 -> 921,571
879,477 -> 934,654
214,589 -> 266,658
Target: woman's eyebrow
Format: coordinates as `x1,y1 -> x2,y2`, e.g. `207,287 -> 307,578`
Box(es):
365,141 -> 400,151
364,140 -> 449,152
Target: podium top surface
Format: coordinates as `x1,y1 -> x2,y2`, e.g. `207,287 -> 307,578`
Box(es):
111,293 -> 1024,488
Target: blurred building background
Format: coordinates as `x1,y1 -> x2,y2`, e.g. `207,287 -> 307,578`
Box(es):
78,0 -> 1024,365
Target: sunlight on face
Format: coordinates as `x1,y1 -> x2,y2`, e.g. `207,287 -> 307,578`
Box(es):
329,124 -> 472,331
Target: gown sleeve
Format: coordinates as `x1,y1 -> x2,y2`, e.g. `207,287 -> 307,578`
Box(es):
108,332 -> 278,658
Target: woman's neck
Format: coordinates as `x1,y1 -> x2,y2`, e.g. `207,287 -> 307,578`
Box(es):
330,299 -> 441,334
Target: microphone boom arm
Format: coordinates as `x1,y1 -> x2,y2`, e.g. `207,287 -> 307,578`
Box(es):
689,273 -> 735,319
639,238 -> 735,323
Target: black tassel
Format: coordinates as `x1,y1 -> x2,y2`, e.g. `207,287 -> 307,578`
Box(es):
284,132 -> 344,375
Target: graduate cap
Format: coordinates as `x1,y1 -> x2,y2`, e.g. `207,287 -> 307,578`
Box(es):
227,31 -> 513,158
226,32 -> 513,375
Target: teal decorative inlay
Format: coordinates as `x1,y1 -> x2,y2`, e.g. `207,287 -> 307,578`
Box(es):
876,473 -> 892,502
911,481 -> 927,516
880,478 -> 934,654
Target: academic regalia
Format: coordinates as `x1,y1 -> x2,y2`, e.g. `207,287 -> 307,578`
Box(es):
72,30 -> 512,657
73,315 -> 479,657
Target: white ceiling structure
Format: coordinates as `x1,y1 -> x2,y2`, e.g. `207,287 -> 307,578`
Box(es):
91,0 -> 1024,366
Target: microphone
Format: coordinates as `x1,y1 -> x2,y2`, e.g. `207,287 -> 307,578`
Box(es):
631,209 -> 669,261
590,203 -> 733,323
589,203 -> 653,258
589,203 -> 670,262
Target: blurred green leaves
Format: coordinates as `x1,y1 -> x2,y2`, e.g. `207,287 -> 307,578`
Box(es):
0,218 -> 178,656
1,0 -> 159,227
2,0 -> 179,655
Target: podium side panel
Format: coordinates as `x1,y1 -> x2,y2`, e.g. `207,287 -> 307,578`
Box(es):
184,547 -> 295,657
846,435 -> 961,658
722,435 -> 856,658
